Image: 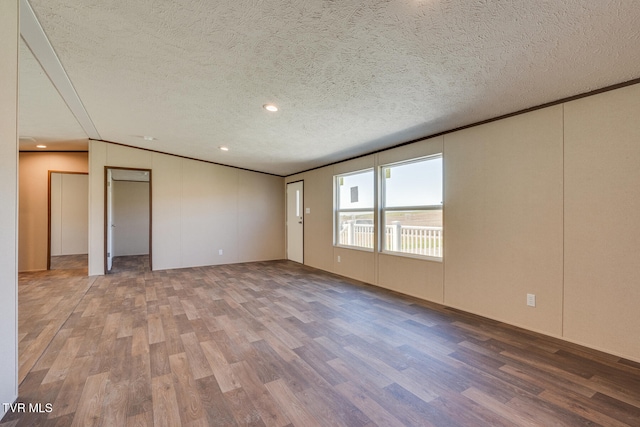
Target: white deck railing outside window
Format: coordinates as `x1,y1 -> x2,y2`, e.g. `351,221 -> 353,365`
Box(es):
339,221 -> 442,257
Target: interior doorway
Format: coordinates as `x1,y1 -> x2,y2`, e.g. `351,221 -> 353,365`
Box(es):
48,171 -> 89,271
286,181 -> 304,263
105,167 -> 152,274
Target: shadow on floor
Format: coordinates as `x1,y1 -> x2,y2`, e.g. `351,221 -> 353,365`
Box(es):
108,254 -> 150,274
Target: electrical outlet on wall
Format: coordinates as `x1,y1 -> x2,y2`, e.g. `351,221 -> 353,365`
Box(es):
337,255 -> 341,263
527,294 -> 536,307
218,249 -> 223,255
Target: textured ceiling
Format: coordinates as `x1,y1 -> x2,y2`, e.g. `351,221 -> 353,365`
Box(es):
20,0 -> 640,175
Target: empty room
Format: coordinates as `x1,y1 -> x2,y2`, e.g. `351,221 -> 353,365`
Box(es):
2,1 -> 640,426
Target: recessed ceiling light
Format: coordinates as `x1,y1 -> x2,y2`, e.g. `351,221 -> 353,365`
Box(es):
36,144 -> 47,149
143,136 -> 156,141
263,104 -> 278,112
219,146 -> 229,151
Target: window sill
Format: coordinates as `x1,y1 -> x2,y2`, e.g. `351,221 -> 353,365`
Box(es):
334,244 -> 374,253
380,250 -> 443,262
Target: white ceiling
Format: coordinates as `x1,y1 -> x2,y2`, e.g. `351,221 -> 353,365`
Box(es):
19,39 -> 88,151
19,0 -> 640,175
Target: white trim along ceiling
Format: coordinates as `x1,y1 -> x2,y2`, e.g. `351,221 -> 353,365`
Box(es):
18,0 -> 640,175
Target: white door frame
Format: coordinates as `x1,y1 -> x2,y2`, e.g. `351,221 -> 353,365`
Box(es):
286,181 -> 304,263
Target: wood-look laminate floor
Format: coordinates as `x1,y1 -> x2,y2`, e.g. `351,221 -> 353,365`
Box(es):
50,255 -> 88,271
109,255 -> 151,275
16,267 -> 95,385
3,259 -> 640,426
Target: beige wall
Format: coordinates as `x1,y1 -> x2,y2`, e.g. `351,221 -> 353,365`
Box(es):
50,173 -> 89,256
302,167 -> 334,272
285,83 -> 640,363
113,180 -> 149,256
0,0 -> 18,416
444,106 -> 564,336
564,84 -> 640,361
18,152 -> 89,271
89,141 -> 285,275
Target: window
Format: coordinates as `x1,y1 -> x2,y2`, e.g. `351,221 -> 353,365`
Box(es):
381,155 -> 443,258
335,169 -> 374,249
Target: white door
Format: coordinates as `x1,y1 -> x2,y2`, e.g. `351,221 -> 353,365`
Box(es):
106,169 -> 114,271
286,181 -> 304,263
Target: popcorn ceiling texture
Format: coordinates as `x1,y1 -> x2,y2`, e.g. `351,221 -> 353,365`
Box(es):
22,0 -> 640,175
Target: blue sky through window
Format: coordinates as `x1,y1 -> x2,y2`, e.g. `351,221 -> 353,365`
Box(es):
337,156 -> 443,210
338,170 -> 373,209
384,157 -> 442,207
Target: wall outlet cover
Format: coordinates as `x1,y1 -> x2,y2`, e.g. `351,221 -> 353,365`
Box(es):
527,294 -> 536,307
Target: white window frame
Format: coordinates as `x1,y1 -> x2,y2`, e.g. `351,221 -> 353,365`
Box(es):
379,155 -> 443,260
334,168 -> 374,251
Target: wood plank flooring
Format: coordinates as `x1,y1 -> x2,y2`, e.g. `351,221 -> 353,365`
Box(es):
16,266 -> 95,384
3,258 -> 640,426
50,255 -> 88,271
109,255 -> 150,275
